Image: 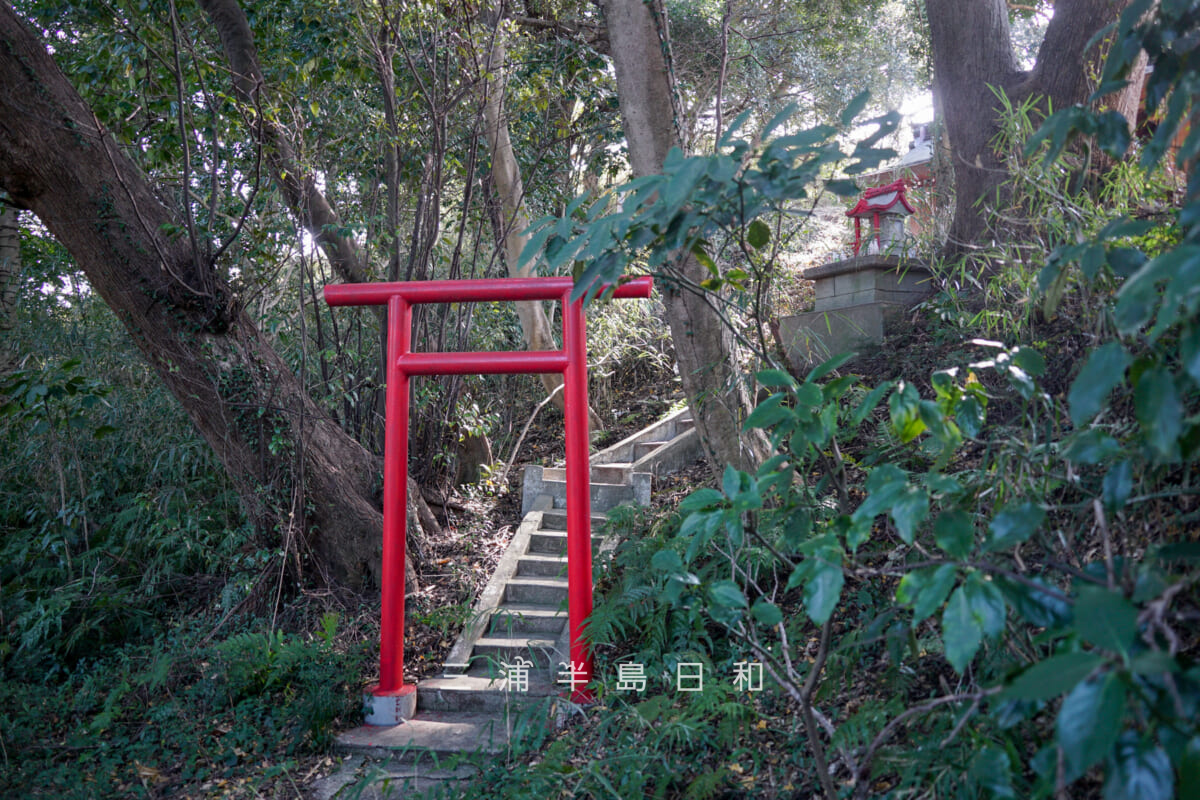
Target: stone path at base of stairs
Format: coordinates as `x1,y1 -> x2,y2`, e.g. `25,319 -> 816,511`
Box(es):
309,410 -> 698,799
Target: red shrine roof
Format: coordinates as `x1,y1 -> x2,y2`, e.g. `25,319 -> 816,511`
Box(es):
846,179 -> 915,217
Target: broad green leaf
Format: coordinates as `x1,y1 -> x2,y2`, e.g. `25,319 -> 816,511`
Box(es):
897,564 -> 958,624
1129,650 -> 1178,675
1069,343 -> 1132,426
759,103 -> 798,140
1133,367 -> 1183,460
751,600 -> 784,627
943,585 -> 983,673
890,486 -> 929,545
794,382 -> 824,408
840,90 -> 871,127
747,219 -> 771,250
995,576 -> 1072,629
756,368 -> 796,389
691,242 -> 719,275
1064,429 -> 1125,465
1103,734 -> 1173,800
651,550 -> 683,573
803,554 -> 843,625
1103,461 -> 1133,510
1057,671 -> 1127,781
1003,651 -> 1104,701
986,501 -> 1045,552
807,352 -> 856,383
744,394 -> 792,430
1181,323 -> 1200,386
679,488 -> 723,512
1075,585 -> 1139,656
854,464 -> 909,521
962,572 -> 1007,638
722,464 -> 741,499
710,580 -> 748,609
970,747 -> 1015,799
934,510 -> 974,559
852,380 -> 894,426
1179,737 -> 1200,798
1011,346 -> 1046,377
955,395 -> 986,438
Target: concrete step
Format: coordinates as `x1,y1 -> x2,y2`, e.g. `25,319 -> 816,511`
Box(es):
539,509 -> 608,530
336,711 -> 511,758
416,673 -> 555,713
528,529 -> 602,556
485,604 -> 566,635
634,441 -> 669,460
541,464 -> 632,484
505,576 -> 568,605
471,634 -> 559,670
516,553 -> 568,578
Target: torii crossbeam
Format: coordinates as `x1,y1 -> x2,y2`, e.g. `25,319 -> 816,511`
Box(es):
325,275 -> 653,723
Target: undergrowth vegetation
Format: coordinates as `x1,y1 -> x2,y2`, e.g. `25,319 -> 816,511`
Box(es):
447,4 -> 1199,798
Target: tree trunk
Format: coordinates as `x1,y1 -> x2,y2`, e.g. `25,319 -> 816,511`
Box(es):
601,0 -> 768,473
197,0 -> 372,285
926,0 -> 1128,252
0,3 -> 401,590
0,201 -> 18,334
477,8 -> 572,410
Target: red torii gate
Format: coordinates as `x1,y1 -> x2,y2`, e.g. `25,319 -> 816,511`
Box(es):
325,275 -> 653,722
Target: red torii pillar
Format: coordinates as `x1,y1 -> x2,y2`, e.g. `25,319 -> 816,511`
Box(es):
325,275 -> 653,723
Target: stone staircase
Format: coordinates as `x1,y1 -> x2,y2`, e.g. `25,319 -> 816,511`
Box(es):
312,408 -> 700,799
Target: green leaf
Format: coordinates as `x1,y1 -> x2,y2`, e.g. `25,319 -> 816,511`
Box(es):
955,395 -> 986,438
986,501 -> 1045,552
1129,650 -> 1178,675
803,554 -> 843,625
1181,323 -> 1200,387
751,600 -> 783,627
1179,737 -> 1200,798
806,352 -> 857,383
840,90 -> 871,127
1069,343 -> 1131,426
722,464 -> 741,499
1064,429 -> 1124,465
962,572 -> 1007,639
794,382 -> 824,408
756,368 -> 796,389
1103,461 -> 1133,510
1074,585 -> 1138,656
744,394 -> 792,430
1133,367 -> 1183,460
1003,651 -> 1104,701
943,585 -> 983,673
890,486 -> 929,545
691,242 -> 719,275
1011,346 -> 1046,377
790,542 -> 845,624
889,381 -> 926,443
1103,734 -> 1173,800
747,219 -> 771,250
852,380 -> 894,426
651,550 -> 683,573
934,510 -> 974,559
1057,671 -> 1126,781
710,580 -> 748,609
995,576 -> 1072,629
897,564 -> 958,624
679,488 -> 723,513
970,747 -> 1015,799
